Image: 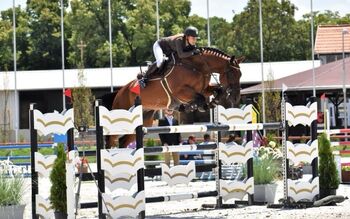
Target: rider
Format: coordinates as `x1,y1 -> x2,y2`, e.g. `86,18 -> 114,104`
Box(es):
139,26 -> 201,88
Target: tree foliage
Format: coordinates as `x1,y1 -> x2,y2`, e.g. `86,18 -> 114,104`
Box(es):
257,70 -> 281,123
318,133 -> 340,191
0,0 -> 349,70
49,143 -> 67,213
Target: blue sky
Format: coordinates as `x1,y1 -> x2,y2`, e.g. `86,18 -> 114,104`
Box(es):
1,0 -> 350,21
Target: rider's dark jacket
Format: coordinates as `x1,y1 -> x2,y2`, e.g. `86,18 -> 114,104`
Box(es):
157,34 -> 196,58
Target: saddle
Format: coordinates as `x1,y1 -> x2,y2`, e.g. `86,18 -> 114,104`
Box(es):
138,55 -> 176,88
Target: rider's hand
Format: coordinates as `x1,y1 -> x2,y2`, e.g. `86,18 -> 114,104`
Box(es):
192,48 -> 201,55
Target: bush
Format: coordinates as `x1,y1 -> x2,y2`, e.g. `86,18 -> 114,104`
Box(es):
318,133 -> 339,190
0,174 -> 25,206
49,143 -> 67,213
253,146 -> 282,185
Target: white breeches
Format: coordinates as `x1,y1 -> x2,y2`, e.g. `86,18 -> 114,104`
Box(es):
153,41 -> 164,67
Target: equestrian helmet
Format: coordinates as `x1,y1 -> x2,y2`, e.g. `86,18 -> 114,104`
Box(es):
184,26 -> 199,37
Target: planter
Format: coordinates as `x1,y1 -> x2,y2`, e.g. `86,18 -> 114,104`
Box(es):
319,188 -> 337,199
54,211 -> 68,219
254,184 -> 277,203
341,170 -> 350,183
0,205 -> 26,219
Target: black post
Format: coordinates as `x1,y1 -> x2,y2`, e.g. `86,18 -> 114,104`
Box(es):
309,97 -> 318,182
135,96 -> 146,219
284,94 -> 290,204
216,130 -> 223,208
95,100 -> 105,219
67,128 -> 74,151
246,130 -> 254,205
30,104 -> 38,219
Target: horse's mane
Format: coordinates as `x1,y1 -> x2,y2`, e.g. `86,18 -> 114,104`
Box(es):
199,47 -> 231,61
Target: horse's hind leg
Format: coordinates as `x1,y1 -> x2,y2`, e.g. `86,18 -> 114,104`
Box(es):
105,135 -> 118,149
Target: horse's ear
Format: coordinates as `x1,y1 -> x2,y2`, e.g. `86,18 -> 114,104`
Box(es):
236,56 -> 245,64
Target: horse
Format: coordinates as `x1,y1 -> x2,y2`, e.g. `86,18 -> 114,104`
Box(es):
103,47 -> 244,148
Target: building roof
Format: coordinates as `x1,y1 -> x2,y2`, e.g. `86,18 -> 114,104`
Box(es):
0,60 -> 320,91
315,24 -> 350,55
241,57 -> 350,94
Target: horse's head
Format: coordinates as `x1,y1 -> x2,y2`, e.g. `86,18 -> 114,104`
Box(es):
197,47 -> 244,107
224,55 -> 244,106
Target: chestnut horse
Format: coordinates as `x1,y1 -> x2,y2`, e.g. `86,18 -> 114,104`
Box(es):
104,47 -> 244,148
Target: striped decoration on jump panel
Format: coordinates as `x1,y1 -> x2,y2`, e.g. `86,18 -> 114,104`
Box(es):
219,141 -> 254,201
101,148 -> 144,192
100,149 -> 145,217
102,191 -> 145,218
219,141 -> 253,164
220,177 -> 254,201
161,161 -> 196,186
286,102 -> 317,127
217,104 -> 255,203
285,101 -> 319,202
30,106 -> 75,219
217,104 -> 253,124
34,153 -> 56,218
33,109 -> 74,136
98,105 -> 143,135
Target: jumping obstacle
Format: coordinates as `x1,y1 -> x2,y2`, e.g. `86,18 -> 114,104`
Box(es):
30,96 -> 320,218
29,104 -> 75,219
280,96 -> 319,205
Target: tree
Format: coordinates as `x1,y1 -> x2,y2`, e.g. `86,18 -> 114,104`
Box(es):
318,133 -> 340,198
49,143 -> 67,214
72,68 -> 94,128
0,16 -> 13,70
257,70 -> 281,123
0,66 -> 10,143
231,0 -> 309,62
26,0 -> 68,70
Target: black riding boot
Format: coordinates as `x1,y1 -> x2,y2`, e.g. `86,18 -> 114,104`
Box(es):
139,64 -> 158,88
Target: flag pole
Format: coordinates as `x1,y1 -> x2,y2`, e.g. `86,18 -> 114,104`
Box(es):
60,0 -> 66,110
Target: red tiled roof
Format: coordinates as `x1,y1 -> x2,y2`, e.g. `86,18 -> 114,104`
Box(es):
315,24 -> 350,54
241,57 -> 350,94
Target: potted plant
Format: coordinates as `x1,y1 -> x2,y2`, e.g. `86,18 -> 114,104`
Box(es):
49,143 -> 67,219
318,133 -> 340,198
0,161 -> 26,218
253,145 -> 282,203
341,165 -> 350,183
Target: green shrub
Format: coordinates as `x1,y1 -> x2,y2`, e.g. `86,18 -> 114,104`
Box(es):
253,146 -> 281,185
0,174 -> 25,206
49,143 -> 67,213
318,133 -> 339,190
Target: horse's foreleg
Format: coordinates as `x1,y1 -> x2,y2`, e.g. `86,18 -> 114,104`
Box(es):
204,85 -> 224,108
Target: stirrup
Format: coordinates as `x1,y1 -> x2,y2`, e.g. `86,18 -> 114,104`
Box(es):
139,78 -> 147,89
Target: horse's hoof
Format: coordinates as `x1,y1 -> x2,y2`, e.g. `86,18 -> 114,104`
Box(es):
198,104 -> 208,112
178,105 -> 185,112
198,108 -> 206,112
209,102 -> 217,108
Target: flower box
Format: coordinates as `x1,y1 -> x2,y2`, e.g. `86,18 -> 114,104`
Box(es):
341,169 -> 350,182
0,205 -> 26,219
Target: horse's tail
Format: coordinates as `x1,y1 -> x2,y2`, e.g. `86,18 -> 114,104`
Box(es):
98,91 -> 118,110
